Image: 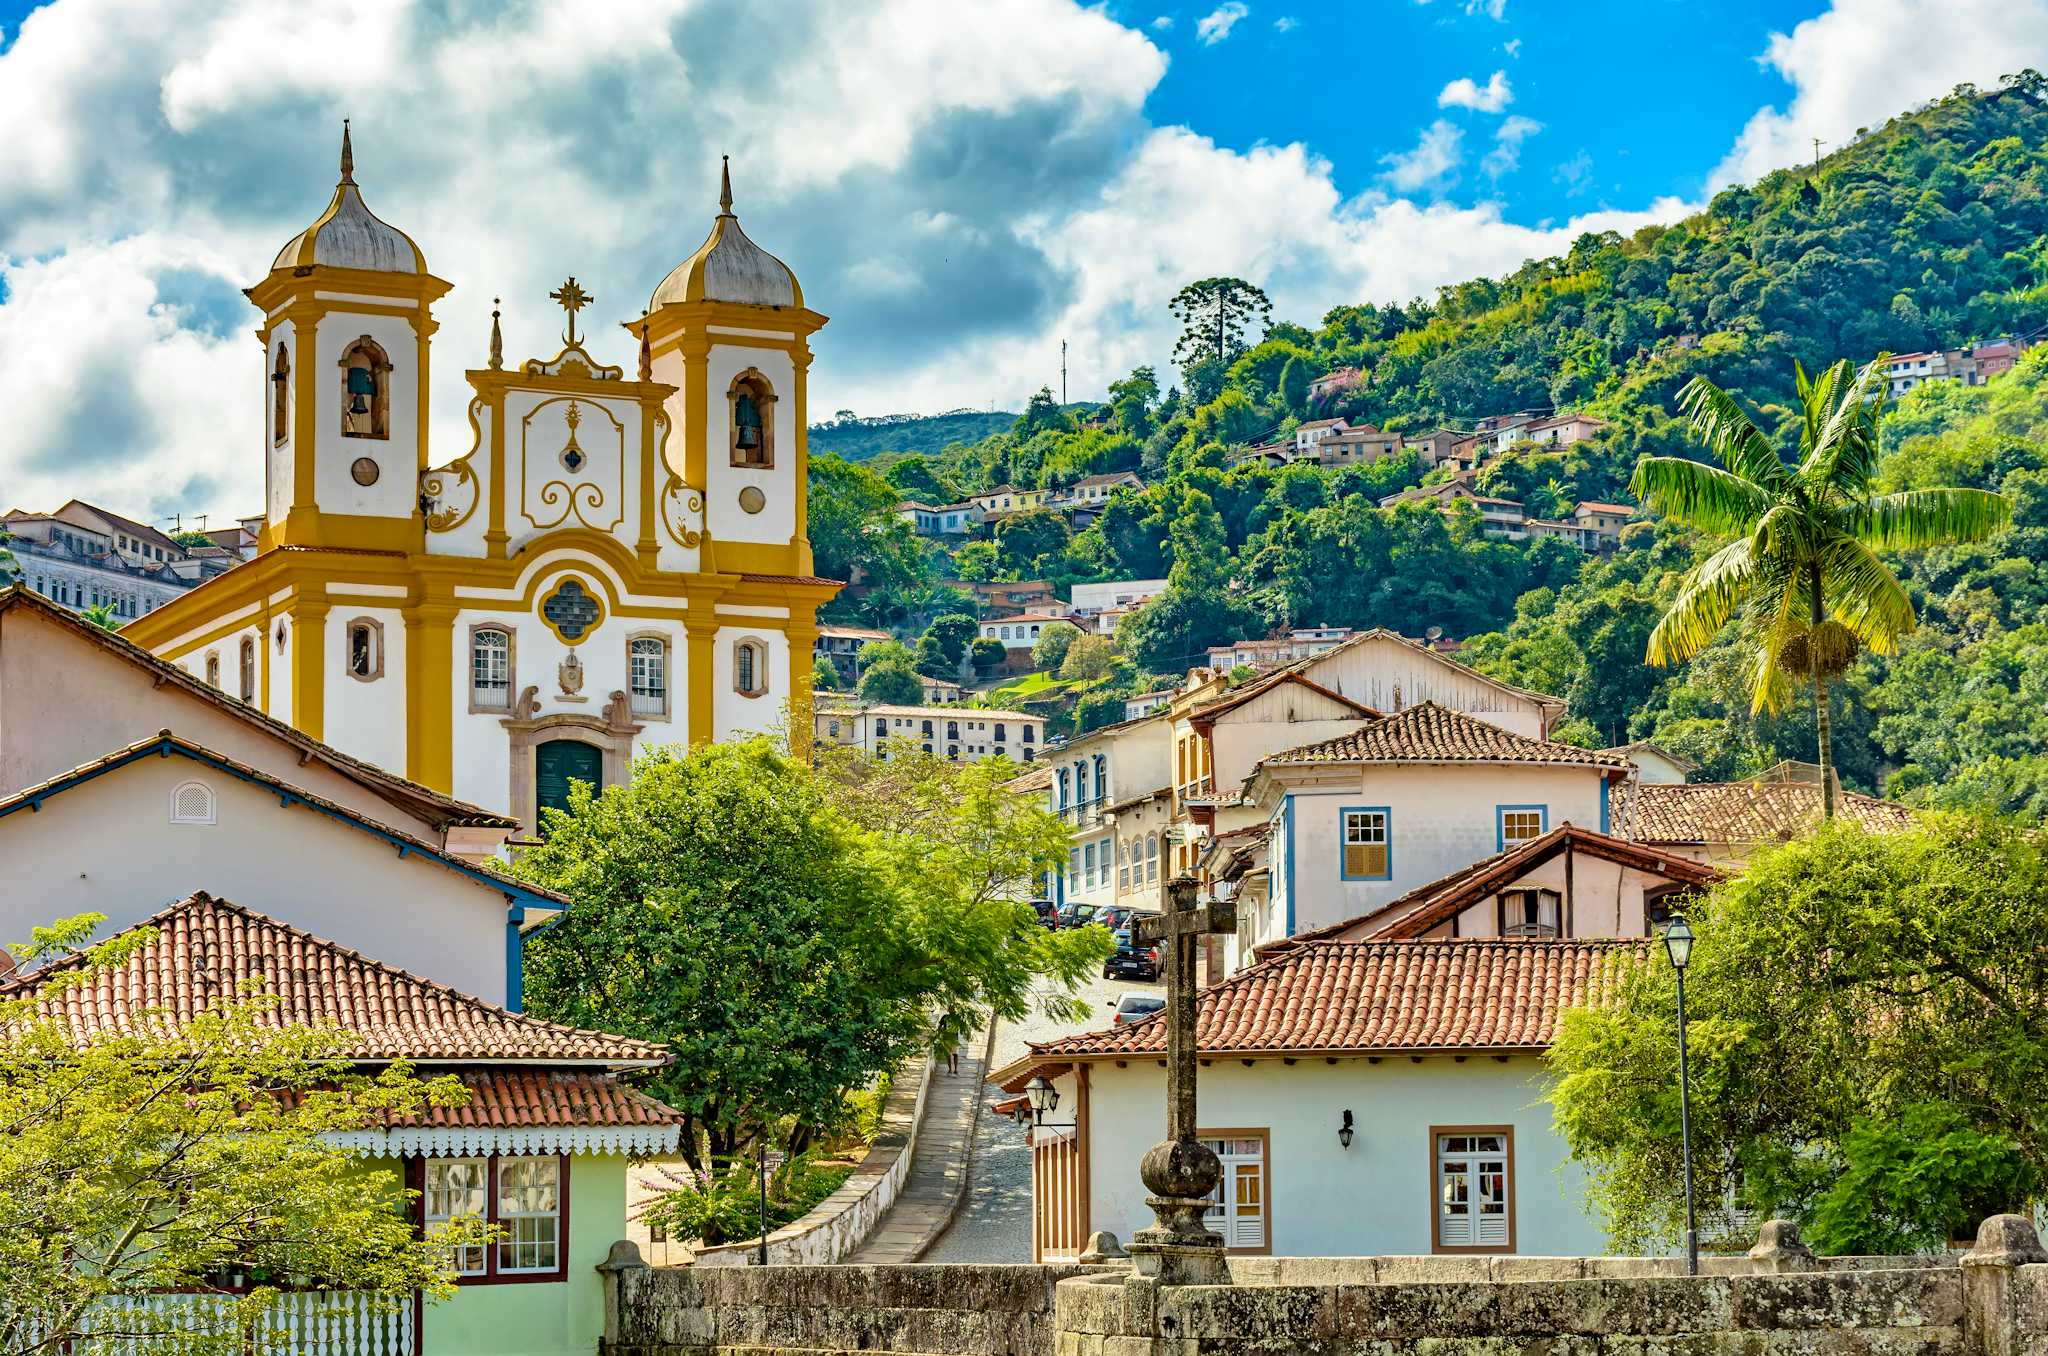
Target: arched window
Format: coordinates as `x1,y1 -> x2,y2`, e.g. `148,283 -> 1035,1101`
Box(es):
1119,839 -> 1131,892
271,342 -> 291,445
629,636 -> 669,717
733,638 -> 768,698
238,636 -> 256,702
170,780 -> 216,826
946,720 -> 960,741
346,618 -> 384,681
994,722 -> 1007,743
1146,834 -> 1159,884
727,369 -> 776,468
339,336 -> 392,440
471,626 -> 513,712
204,651 -> 220,687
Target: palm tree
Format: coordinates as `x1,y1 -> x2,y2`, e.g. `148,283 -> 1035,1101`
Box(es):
1631,358 -> 2011,818
79,602 -> 120,632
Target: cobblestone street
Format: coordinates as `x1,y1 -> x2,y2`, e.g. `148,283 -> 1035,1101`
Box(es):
921,969 -> 1160,1262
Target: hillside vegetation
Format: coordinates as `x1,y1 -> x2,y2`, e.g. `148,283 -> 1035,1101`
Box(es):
809,75 -> 2048,812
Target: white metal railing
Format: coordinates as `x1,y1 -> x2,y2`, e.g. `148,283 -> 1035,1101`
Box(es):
62,1289 -> 414,1355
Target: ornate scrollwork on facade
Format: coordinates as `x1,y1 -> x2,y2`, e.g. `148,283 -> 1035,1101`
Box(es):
522,396 -> 623,532
523,341 -> 623,381
421,399 -> 484,532
660,473 -> 705,549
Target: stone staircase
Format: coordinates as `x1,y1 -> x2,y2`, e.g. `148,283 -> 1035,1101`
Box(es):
844,1032 -> 990,1263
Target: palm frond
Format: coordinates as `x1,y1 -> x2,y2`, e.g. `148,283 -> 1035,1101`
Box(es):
1674,377 -> 1791,492
1845,488 -> 2013,551
1742,583 -> 1807,715
1818,536 -> 1917,653
1800,358 -> 1885,495
1630,456 -> 1774,535
1645,536 -> 1753,666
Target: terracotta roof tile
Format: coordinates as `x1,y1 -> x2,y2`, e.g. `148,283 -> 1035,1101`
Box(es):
1019,938 -> 1634,1063
8,894 -> 666,1065
1263,701 -> 1628,769
383,1069 -> 680,1130
1614,781 -> 1916,844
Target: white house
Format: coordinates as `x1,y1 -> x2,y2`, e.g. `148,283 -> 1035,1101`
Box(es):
1058,472 -> 1144,506
1069,578 -> 1169,613
1233,702 -> 1629,971
1292,629 -> 1563,739
1046,713 -> 1174,909
820,703 -> 1044,764
980,612 -> 1072,651
1123,689 -> 1175,721
991,937 -> 1626,1261
1600,742 -> 1696,785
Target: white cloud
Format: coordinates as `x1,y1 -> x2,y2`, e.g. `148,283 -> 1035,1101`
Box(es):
1273,15 -> 1298,32
1437,69 -> 1512,113
1481,115 -> 1542,179
1503,37 -> 1522,57
0,0 -> 1702,520
1195,2 -> 1248,44
1555,151 -> 1594,197
1151,13 -> 1174,28
1710,0 -> 2048,189
1467,0 -> 1506,17
1379,120 -> 1464,193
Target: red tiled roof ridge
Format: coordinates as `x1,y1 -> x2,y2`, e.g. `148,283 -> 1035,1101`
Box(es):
7,892 -> 666,1065
1260,700 -> 1629,770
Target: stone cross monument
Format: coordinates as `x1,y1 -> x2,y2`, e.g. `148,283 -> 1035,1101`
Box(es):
1127,875 -> 1236,1284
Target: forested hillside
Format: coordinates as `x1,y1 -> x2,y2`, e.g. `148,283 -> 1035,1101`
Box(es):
808,75 -> 2048,811
809,410 -> 1016,461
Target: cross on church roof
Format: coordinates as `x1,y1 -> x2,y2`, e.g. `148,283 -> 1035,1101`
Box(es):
549,277 -> 592,346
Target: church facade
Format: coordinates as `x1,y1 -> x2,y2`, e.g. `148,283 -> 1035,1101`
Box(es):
122,129 -> 838,832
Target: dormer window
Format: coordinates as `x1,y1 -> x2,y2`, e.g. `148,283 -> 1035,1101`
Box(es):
727,370 -> 775,469
339,336 -> 392,440
1499,888 -> 1562,938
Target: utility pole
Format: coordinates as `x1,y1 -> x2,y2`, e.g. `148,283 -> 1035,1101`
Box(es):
1811,137 -> 1825,170
1060,340 -> 1068,408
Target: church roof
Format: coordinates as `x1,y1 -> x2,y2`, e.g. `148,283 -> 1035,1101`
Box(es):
270,124 -> 427,275
648,158 -> 801,310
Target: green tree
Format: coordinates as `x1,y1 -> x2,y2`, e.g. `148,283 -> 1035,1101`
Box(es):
1170,277 -> 1273,376
858,658 -> 925,705
812,654 -> 843,691
880,454 -> 957,505
808,454 -> 932,619
78,602 -> 120,631
1119,488 -> 1261,669
951,540 -> 999,582
1633,359 -> 2010,816
171,529 -> 214,549
1016,387 -> 1069,435
969,636 -> 1007,673
994,508 -> 1072,574
1058,633 -> 1119,682
516,743 -> 925,1160
920,613 -> 980,667
1278,354 -> 1312,412
1032,620 -> 1082,670
1107,366 -> 1160,440
1550,816 -> 2048,1253
1,914 -> 484,1353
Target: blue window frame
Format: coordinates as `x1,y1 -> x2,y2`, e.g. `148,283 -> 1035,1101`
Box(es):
1339,806 -> 1392,881
1496,804 -> 1549,852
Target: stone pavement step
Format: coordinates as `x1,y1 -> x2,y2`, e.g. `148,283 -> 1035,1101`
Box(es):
843,1031 -> 991,1264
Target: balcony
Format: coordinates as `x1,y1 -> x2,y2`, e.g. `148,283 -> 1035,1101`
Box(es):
62,1290 -> 415,1354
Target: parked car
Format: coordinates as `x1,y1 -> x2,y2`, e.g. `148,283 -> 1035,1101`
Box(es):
1102,931 -> 1162,981
1109,993 -> 1166,1025
1056,901 -> 1100,930
1095,905 -> 1133,933
1028,899 -> 1058,929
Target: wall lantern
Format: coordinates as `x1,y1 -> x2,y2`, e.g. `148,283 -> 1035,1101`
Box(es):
1025,1074 -> 1060,1127
1337,1108 -> 1355,1150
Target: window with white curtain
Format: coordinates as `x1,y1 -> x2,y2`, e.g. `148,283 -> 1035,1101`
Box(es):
630,636 -> 669,716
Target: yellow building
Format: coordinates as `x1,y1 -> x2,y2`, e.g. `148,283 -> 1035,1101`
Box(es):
123,128 -> 838,833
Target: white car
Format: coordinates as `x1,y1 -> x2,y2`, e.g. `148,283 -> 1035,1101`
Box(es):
1110,993 -> 1165,1026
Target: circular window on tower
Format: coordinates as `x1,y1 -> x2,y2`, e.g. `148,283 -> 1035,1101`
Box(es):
351,456 -> 380,486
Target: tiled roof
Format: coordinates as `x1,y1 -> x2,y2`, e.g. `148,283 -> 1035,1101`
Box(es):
8,894 -> 668,1066
1188,670 -> 1376,726
1262,702 -> 1628,769
385,1069 -> 680,1130
1010,939 -> 1635,1066
1613,781 -> 1916,845
0,585 -> 515,831
0,731 -> 570,909
735,572 -> 843,588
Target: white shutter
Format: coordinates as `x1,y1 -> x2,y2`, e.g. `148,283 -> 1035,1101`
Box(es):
1436,1133 -> 1511,1249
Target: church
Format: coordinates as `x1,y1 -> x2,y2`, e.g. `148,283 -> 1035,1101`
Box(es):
122,127 -> 839,833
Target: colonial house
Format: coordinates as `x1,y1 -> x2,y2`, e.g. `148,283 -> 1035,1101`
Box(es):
0,729 -> 565,1008
817,703 -> 1043,764
1,501 -> 235,619
1313,423 -> 1405,467
980,611 -> 1074,667
1058,472 -> 1144,507
1378,481 -> 1529,540
10,893 -> 681,1356
990,937 -> 1624,1260
1045,713 -> 1173,910
897,501 -> 979,536
1516,414 -> 1608,447
971,484 -> 1051,517
1069,578 -> 1168,614
1122,689 -> 1175,721
0,586 -> 517,863
1228,703 -> 1631,972
1306,367 -> 1362,402
955,578 -> 1061,617
116,134 -> 839,835
813,623 -> 891,676
1205,628 -> 1355,671
1600,742 -> 1696,785
1290,628 -> 1564,739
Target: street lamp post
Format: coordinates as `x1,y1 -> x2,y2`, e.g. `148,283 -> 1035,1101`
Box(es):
1663,913 -> 1698,1276
758,1142 -> 770,1268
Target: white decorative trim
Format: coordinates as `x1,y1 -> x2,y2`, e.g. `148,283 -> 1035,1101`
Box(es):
325,1125 -> 681,1157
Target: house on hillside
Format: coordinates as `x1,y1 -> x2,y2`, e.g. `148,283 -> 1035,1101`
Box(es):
1289,627 -> 1565,739
980,611 -> 1073,670
813,623 -> 892,676
1613,774 -> 1916,867
1227,703 -> 1631,972
1307,367 -> 1362,402
1205,628 -> 1355,671
991,937 -> 1623,1261
1044,712 -> 1174,911
1314,423 -> 1405,467
1058,471 -> 1144,507
1069,578 -> 1167,617
0,502 -> 236,619
7,893 -> 681,1355
1601,742 -> 1696,785
820,702 -> 1043,764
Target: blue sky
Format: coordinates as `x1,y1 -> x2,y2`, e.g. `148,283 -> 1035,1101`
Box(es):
0,0 -> 2038,521
1136,0 -> 1829,220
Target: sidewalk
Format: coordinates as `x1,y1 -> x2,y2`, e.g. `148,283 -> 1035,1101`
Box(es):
844,1035 -> 989,1263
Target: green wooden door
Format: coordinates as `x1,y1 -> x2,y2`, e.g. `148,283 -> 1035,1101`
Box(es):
535,739 -> 604,825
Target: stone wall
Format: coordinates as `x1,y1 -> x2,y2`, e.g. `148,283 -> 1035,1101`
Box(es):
597,1218 -> 2048,1356
603,1261 -> 1111,1356
692,1055 -> 936,1268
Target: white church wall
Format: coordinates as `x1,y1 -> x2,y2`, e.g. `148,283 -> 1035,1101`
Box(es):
704,342 -> 796,546
324,603 -> 407,773
266,319 -> 296,526
423,397 -> 493,559
712,621 -> 788,744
